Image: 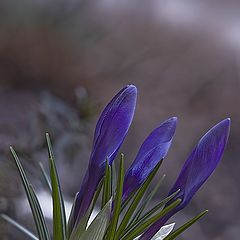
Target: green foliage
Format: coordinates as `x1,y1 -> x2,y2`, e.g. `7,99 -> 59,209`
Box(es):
1,134 -> 207,240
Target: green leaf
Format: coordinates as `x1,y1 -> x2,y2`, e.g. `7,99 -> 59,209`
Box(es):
10,147 -> 50,240
130,174 -> 166,226
29,185 -> 51,240
111,161 -> 117,195
123,189 -> 180,237
115,161 -> 162,239
39,162 -> 52,193
120,162 -> 163,213
121,199 -> 181,240
79,198 -> 112,240
164,210 -> 208,240
108,154 -> 124,240
46,133 -> 66,240
102,159 -> 111,208
69,178 -> 104,240
1,214 -> 39,240
67,193 -> 78,238
120,189 -> 137,213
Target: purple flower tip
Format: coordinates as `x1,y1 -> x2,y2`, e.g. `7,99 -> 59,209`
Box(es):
68,85 -> 137,231
122,117 -> 177,202
141,118 -> 230,240
171,117 -> 230,208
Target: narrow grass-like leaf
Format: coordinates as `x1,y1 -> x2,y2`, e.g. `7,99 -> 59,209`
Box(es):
69,204 -> 93,240
39,162 -> 52,193
115,161 -> 162,238
49,158 -> 65,240
69,178 -> 104,240
130,174 -> 166,226
10,147 -> 50,240
164,210 -> 208,240
46,133 -> 66,240
120,190 -> 137,213
1,214 -> 39,240
79,198 -> 112,240
67,193 -> 78,239
108,154 -> 124,240
120,162 -> 163,213
102,159 -> 111,208
123,189 -> 180,237
121,199 -> 181,240
29,185 -> 51,240
108,166 -> 112,197
111,161 -> 117,195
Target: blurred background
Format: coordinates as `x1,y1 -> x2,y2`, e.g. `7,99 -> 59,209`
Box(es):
0,0 -> 240,239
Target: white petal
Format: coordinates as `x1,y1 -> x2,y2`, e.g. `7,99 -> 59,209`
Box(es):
134,223 -> 175,240
152,223 -> 175,240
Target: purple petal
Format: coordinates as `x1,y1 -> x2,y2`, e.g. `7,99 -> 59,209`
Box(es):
141,118 -> 230,240
122,117 -> 177,202
90,84 -> 137,166
69,85 -> 137,231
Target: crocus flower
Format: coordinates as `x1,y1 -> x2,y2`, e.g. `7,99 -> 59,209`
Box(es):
141,118 -> 230,240
69,85 -> 137,231
122,117 -> 177,202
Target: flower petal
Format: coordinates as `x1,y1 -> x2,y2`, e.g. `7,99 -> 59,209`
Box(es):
122,117 -> 177,201
90,84 -> 137,167
69,85 -> 137,231
170,118 -> 230,208
141,118 -> 230,240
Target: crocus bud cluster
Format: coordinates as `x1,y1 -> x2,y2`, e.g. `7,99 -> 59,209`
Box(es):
69,84 -> 230,239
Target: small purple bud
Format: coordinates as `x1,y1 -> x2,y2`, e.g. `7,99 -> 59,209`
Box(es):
123,117 -> 177,202
141,118 -> 230,240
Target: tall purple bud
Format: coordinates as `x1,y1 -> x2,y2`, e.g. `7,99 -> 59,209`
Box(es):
122,117 -> 177,202
69,85 -> 137,231
141,118 -> 230,240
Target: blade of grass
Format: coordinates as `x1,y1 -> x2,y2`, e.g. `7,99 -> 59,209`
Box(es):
164,210 -> 208,240
111,161 -> 117,195
120,190 -> 137,213
115,161 -> 162,239
10,147 -> 50,240
79,198 -> 112,240
46,133 -> 66,240
39,162 -> 52,193
108,154 -> 124,240
121,199 -> 181,240
69,178 -> 104,240
1,214 -> 39,240
102,159 -> 111,208
122,189 -> 180,237
131,174 -> 166,224
29,185 -> 51,240
67,193 -> 78,238
120,161 -> 164,213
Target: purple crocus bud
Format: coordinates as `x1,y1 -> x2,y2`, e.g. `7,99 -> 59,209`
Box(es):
69,85 -> 137,231
122,117 -> 177,202
141,118 -> 230,240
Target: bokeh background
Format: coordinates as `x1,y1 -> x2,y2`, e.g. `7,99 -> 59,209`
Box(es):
0,0 -> 240,239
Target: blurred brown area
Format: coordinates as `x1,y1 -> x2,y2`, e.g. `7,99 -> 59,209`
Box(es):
0,0 -> 240,239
